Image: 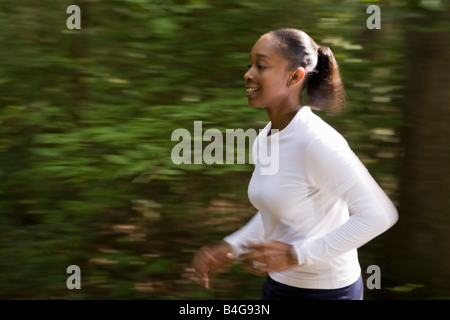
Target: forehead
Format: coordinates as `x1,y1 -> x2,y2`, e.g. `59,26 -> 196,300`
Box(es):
250,34 -> 284,61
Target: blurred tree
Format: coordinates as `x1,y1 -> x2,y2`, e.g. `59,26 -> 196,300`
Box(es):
388,0 -> 450,298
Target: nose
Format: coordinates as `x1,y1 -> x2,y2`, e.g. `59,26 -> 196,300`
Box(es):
244,68 -> 253,82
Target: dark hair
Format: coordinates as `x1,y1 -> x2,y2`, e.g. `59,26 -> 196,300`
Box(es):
268,28 -> 346,113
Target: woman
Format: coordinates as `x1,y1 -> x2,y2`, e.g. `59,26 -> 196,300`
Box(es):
192,28 -> 398,300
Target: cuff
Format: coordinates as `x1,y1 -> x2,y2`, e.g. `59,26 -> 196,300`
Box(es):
291,241 -> 312,266
223,237 -> 245,259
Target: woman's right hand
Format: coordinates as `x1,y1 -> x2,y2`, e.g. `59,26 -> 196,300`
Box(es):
192,241 -> 234,289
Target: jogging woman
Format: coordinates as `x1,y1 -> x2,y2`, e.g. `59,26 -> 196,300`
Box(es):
192,28 -> 398,300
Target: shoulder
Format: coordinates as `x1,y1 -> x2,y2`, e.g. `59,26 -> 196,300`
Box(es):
301,110 -> 362,173
295,107 -> 349,152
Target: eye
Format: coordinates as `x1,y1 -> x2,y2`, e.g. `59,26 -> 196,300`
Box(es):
247,63 -> 266,70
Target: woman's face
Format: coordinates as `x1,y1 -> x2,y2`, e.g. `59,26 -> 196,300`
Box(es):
244,34 -> 295,108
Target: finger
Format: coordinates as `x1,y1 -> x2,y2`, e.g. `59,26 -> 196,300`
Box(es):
243,243 -> 265,251
203,274 -> 210,289
240,251 -> 265,265
197,272 -> 210,289
203,247 -> 220,263
192,257 -> 208,275
194,269 -> 210,289
193,248 -> 219,273
241,261 -> 268,277
240,247 -> 263,259
201,248 -> 229,273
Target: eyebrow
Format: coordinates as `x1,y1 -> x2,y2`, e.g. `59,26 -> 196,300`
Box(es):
250,53 -> 271,59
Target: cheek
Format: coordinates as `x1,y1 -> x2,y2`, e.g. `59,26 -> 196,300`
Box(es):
251,72 -> 288,105
264,72 -> 286,89
264,79 -> 287,98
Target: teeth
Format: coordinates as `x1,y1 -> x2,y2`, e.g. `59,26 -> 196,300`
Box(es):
246,88 -> 259,93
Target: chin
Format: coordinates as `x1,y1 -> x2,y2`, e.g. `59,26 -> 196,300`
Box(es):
247,99 -> 265,108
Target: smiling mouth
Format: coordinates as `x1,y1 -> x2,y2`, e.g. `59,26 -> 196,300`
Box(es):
246,88 -> 260,93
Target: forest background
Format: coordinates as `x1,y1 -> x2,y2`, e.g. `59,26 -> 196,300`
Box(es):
0,0 -> 449,299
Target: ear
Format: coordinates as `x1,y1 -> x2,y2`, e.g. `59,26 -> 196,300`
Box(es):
288,67 -> 306,87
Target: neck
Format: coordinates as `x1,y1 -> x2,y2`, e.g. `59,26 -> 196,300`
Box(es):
266,103 -> 303,132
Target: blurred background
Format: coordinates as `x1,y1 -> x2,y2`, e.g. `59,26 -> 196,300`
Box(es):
0,0 -> 449,299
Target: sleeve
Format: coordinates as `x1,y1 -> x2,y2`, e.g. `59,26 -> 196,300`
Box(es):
293,136 -> 399,265
223,211 -> 265,258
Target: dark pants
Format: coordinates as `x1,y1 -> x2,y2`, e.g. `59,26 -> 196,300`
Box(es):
262,274 -> 364,300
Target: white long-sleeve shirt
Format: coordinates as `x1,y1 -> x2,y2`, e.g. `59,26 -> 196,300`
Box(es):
224,106 -> 398,289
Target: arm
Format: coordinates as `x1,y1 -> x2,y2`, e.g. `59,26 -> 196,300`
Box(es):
292,137 -> 398,265
223,211 -> 265,258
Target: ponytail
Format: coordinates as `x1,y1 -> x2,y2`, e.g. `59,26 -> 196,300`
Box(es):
306,46 -> 346,114
268,29 -> 346,113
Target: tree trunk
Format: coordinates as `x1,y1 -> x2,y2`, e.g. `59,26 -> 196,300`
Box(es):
388,8 -> 450,298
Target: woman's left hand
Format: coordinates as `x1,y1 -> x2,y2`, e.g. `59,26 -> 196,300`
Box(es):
240,241 -> 299,276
